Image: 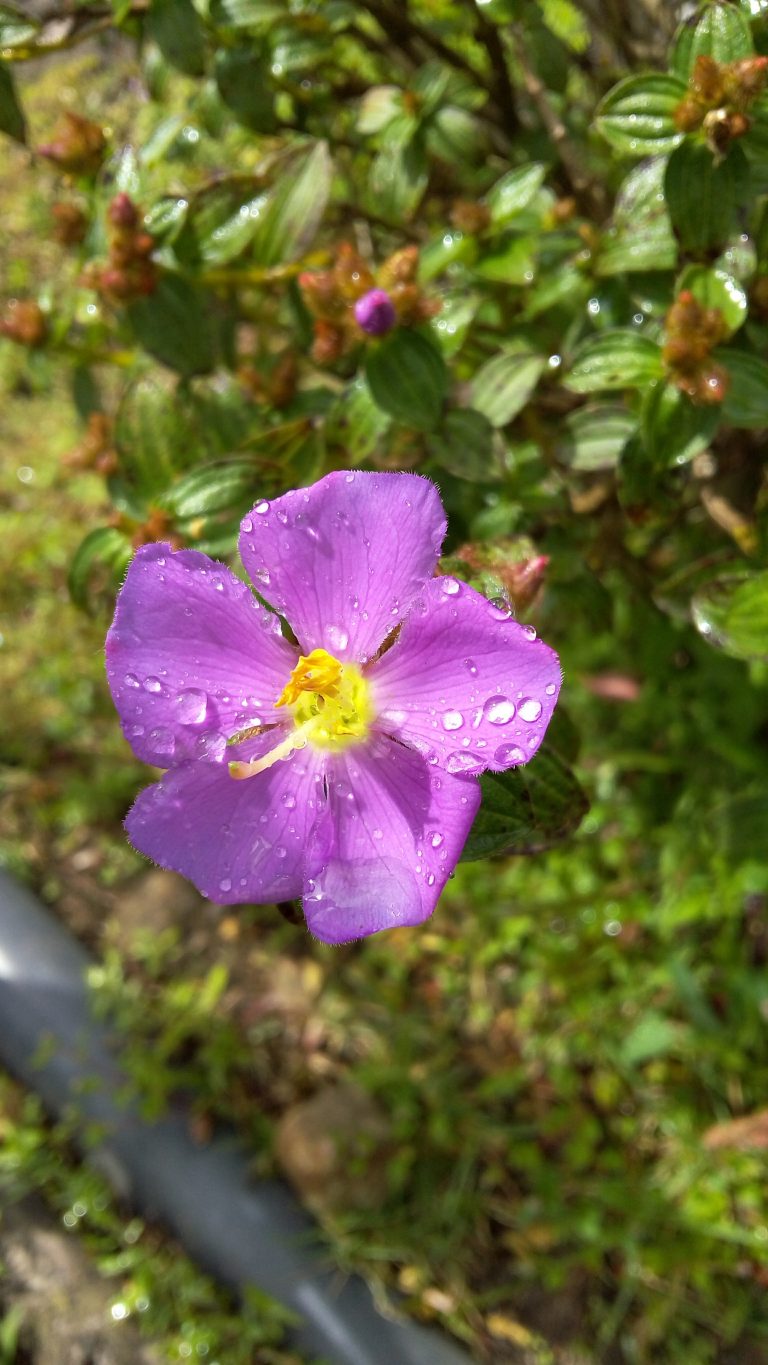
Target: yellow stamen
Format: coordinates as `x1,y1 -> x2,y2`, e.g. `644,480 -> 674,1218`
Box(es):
275,648 -> 344,708
228,647 -> 373,782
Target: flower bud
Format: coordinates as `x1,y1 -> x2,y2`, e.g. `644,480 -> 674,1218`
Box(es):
0,298 -> 48,347
108,192 -> 140,229
51,201 -> 87,246
38,111 -> 107,176
354,287 -> 397,337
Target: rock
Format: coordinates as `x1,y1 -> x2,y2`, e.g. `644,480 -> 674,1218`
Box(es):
274,1082 -> 391,1217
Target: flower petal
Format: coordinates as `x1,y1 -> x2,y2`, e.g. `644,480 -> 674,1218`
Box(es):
238,471 -> 446,663
302,734 -> 480,944
106,543 -> 298,768
125,732 -> 325,904
368,577 -> 561,774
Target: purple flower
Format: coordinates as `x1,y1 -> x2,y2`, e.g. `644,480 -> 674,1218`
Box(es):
353,288 -> 397,337
106,472 -> 561,944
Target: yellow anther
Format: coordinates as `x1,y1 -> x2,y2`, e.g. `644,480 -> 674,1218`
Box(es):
276,648 -> 344,708
229,648 -> 373,782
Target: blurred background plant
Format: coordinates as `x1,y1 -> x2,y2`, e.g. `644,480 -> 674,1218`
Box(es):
1,0 -> 768,1361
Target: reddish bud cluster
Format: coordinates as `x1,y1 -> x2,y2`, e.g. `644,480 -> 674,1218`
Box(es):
238,351 -> 298,409
455,539 -> 550,614
81,194 -> 157,303
674,55 -> 768,153
662,289 -> 729,405
111,506 -> 182,551
0,298 -> 48,348
37,111 -> 107,177
51,200 -> 88,246
299,242 -> 439,364
62,412 -> 118,476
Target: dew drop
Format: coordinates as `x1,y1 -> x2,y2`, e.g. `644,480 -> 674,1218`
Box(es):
325,623 -> 349,651
196,732 -> 226,762
148,726 -> 176,758
426,873 -> 436,887
144,676 -> 163,694
254,567 -> 271,586
219,877 -> 232,893
522,624 -> 537,641
494,743 -> 525,765
130,724 -> 145,737
489,597 -> 512,620
242,517 -> 253,533
519,698 -> 543,723
281,793 -> 297,810
441,577 -> 461,596
345,471 -> 355,483
442,710 -> 464,731
255,500 -> 270,515
430,831 -> 444,848
464,658 -> 478,676
124,673 -> 140,689
175,689 -> 208,725
483,695 -> 516,725
275,845 -> 287,859
545,682 -> 557,696
445,751 -> 483,773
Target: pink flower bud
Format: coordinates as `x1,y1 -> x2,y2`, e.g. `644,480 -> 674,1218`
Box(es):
354,288 -> 397,337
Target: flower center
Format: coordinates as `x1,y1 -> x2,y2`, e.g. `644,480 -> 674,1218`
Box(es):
228,648 -> 372,781
276,648 -> 372,750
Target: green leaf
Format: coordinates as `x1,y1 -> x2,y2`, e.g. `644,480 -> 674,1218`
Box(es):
214,46 -> 276,132
146,0 -> 207,75
428,105 -> 485,163
692,571 -> 768,661
68,527 -> 133,614
364,329 -> 449,431
596,156 -> 677,277
719,348 -> 768,427
461,744 -> 589,861
472,233 -> 537,285
540,0 -> 589,52
326,377 -> 391,460
676,265 -> 748,336
208,0 -> 284,27
665,142 -> 749,254
429,292 -> 480,357
640,383 -> 720,467
470,351 -> 546,427
565,331 -> 664,393
0,62 -> 26,143
484,163 -> 547,228
173,180 -> 267,267
429,408 -> 497,481
560,403 -> 637,471
368,139 -> 428,222
115,375 -> 196,495
622,1013 -> 680,1067
0,3 -> 39,46
161,458 -> 258,519
594,74 -> 686,156
357,85 -> 401,135
127,275 -> 219,376
671,2 -> 754,80
250,142 -> 332,266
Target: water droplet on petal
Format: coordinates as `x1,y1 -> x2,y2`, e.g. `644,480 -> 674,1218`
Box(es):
219,877 -> 232,893
446,751 -> 483,773
255,500 -> 270,515
464,658 -> 478,676
426,873 -> 436,887
281,793 -> 297,810
196,732 -> 226,762
130,724 -> 145,737
523,624 -> 537,641
253,567 -> 271,586
325,623 -> 349,651
483,696 -> 516,725
175,689 -> 208,725
372,828 -> 383,840
148,726 -> 176,758
345,472 -> 355,483
489,597 -> 512,620
494,743 -> 525,765
441,577 -> 461,596
442,711 -> 464,731
430,832 -> 444,848
242,517 -> 253,533
144,676 -> 163,694
275,845 -> 287,859
519,698 -> 543,723
124,673 -> 140,689
545,682 -> 557,696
